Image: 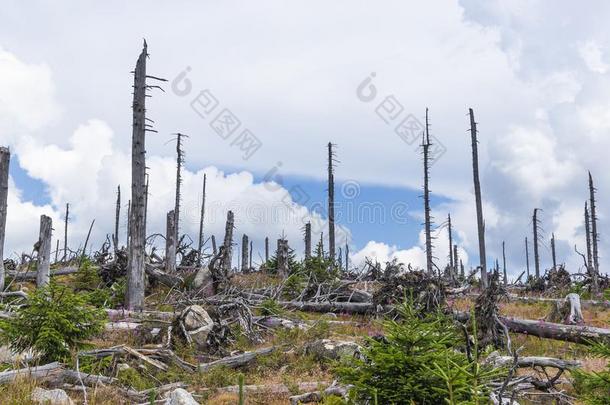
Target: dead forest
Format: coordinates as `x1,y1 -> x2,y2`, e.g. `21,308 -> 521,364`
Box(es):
0,42 -> 609,405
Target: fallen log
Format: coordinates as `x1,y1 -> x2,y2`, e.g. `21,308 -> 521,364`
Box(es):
289,383 -> 351,405
485,353 -> 581,369
500,316 -> 610,345
145,263 -> 183,288
504,294 -> 610,310
0,362 -> 63,384
212,381 -> 330,395
6,266 -> 78,281
198,347 -> 276,372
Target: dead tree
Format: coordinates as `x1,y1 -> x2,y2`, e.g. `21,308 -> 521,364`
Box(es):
502,241 -> 507,286
264,236 -> 269,263
241,234 -> 249,273
327,142 -> 336,264
127,41 -> 149,310
469,108 -> 487,288
589,172 -> 600,280
37,215 -> 52,288
113,186 -> 121,253
423,108 -> 434,275
277,238 -> 289,278
173,133 -> 186,245
585,202 -> 593,272
222,211 -> 234,273
197,174 -> 206,267
525,237 -> 530,279
453,245 -> 459,278
447,213 -> 454,274
126,199 -> 131,248
345,242 -> 349,271
533,208 -> 541,279
143,174 -> 149,238
551,233 -> 557,270
304,222 -> 312,260
63,203 -> 69,262
165,210 -> 176,273
211,235 -> 217,255
0,147 -> 9,291
249,240 -> 253,269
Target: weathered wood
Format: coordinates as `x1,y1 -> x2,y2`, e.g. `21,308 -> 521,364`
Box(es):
63,202 -> 69,262
0,147 -> 9,291
448,213 -> 454,274
0,362 -> 63,384
37,215 -> 53,288
214,381 -> 329,395
589,172 -> 600,280
533,208 -> 541,279
146,263 -> 183,287
525,236 -> 530,279
165,210 -> 177,273
198,347 -> 276,372
502,241 -> 507,286
222,211 -> 234,273
211,234 -> 217,255
469,108 -> 487,288
289,384 -> 350,405
423,109 -> 433,275
7,266 -> 78,281
499,316 -> 610,344
127,41 -> 149,310
277,238 -> 289,278
327,142 -> 336,263
585,202 -> 594,281
241,234 -> 249,273
264,236 -> 269,262
173,133 -> 185,247
486,353 -> 580,369
113,185 -> 121,253
304,222 -> 311,260
197,174 -> 206,267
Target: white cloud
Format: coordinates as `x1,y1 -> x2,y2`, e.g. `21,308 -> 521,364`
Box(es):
579,40 -> 609,74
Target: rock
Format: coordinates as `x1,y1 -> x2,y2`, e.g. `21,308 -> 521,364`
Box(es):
191,266 -> 215,297
305,339 -> 361,361
31,388 -> 74,405
164,388 -> 199,405
179,305 -> 215,349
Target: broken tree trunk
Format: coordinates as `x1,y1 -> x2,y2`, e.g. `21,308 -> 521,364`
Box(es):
448,213 -> 454,274
37,215 -> 52,288
469,108 -> 487,288
304,222 -> 311,260
502,241 -> 507,286
345,242 -> 349,271
525,237 -> 530,279
585,202 -> 594,281
126,41 -> 148,311
423,108 -> 433,275
173,133 -> 185,247
533,208 -> 541,279
551,233 -> 557,271
327,142 -> 336,264
0,147 -> 9,291
199,347 -> 276,372
222,211 -> 234,273
241,234 -> 249,273
165,210 -> 177,274
211,234 -> 217,255
265,236 -> 269,263
113,185 -> 120,253
197,174 -> 206,267
453,244 -> 459,279
277,238 -> 289,278
249,240 -> 253,269
545,293 -> 585,325
499,316 -> 610,345
63,203 -> 69,262
589,172 -> 600,278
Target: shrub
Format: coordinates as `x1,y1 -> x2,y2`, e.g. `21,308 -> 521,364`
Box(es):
334,303 -> 498,404
0,282 -> 106,362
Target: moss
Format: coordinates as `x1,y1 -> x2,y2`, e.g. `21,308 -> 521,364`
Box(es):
117,366 -> 155,391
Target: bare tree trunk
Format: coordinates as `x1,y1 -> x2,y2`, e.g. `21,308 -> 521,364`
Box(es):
113,185 -> 121,253
525,237 -> 530,279
345,242 -> 349,271
264,236 -> 269,263
0,147 -> 9,291
447,213 -> 454,274
37,215 -> 52,288
423,108 -> 434,275
211,235 -> 217,256
165,210 -> 176,274
127,42 -> 149,310
589,172 -> 600,283
327,142 -> 336,264
143,175 -> 149,238
304,222 -> 311,260
126,199 -> 131,248
173,133 -> 185,245
277,238 -> 289,278
54,239 -> 59,264
453,245 -> 459,278
533,208 -> 541,279
197,174 -> 206,267
222,211 -> 234,273
63,203 -> 69,262
82,219 -> 95,258
585,202 -> 593,272
502,241 -> 507,286
249,240 -> 253,269
551,233 -> 557,270
469,108 -> 487,288
241,234 -> 249,273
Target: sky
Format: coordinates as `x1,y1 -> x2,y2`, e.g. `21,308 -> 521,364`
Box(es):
1,0 -> 610,278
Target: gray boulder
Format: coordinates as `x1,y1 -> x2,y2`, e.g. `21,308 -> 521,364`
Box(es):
31,388 -> 74,405
164,388 -> 199,405
179,305 -> 215,349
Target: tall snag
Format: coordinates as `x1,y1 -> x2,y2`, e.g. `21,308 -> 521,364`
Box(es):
197,174 -> 207,267
277,237 -> 289,278
63,203 -> 69,262
533,208 -> 541,279
589,172 -> 600,279
447,213 -> 454,274
264,236 -> 269,263
241,234 -> 249,273
423,108 -> 434,275
173,133 -> 186,245
502,241 -> 507,286
37,215 -> 52,288
0,147 -> 9,291
304,222 -> 312,260
165,210 -> 176,273
469,108 -> 487,288
222,211 -> 234,273
327,142 -> 336,264
113,186 -> 121,253
551,233 -> 557,270
525,237 -> 530,279
211,235 -> 217,255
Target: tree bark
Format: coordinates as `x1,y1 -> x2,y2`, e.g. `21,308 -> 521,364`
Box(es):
63,202 -> 69,262
327,142 -> 336,264
585,202 -> 594,278
448,213 -> 454,274
277,238 -> 289,278
211,234 -> 217,255
304,222 -> 311,260
127,41 -> 148,310
241,234 -> 249,273
197,174 -> 206,267
533,208 -> 541,279
165,210 -> 177,273
0,147 -> 9,291
469,108 -> 487,288
502,241 -> 507,286
551,233 -> 557,270
222,211 -> 234,273
589,173 -> 600,290
198,347 -> 276,372
423,108 -> 433,275
113,185 -> 121,253
265,236 -> 269,263
37,215 -> 52,288
525,237 -> 530,279
173,134 -> 185,248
